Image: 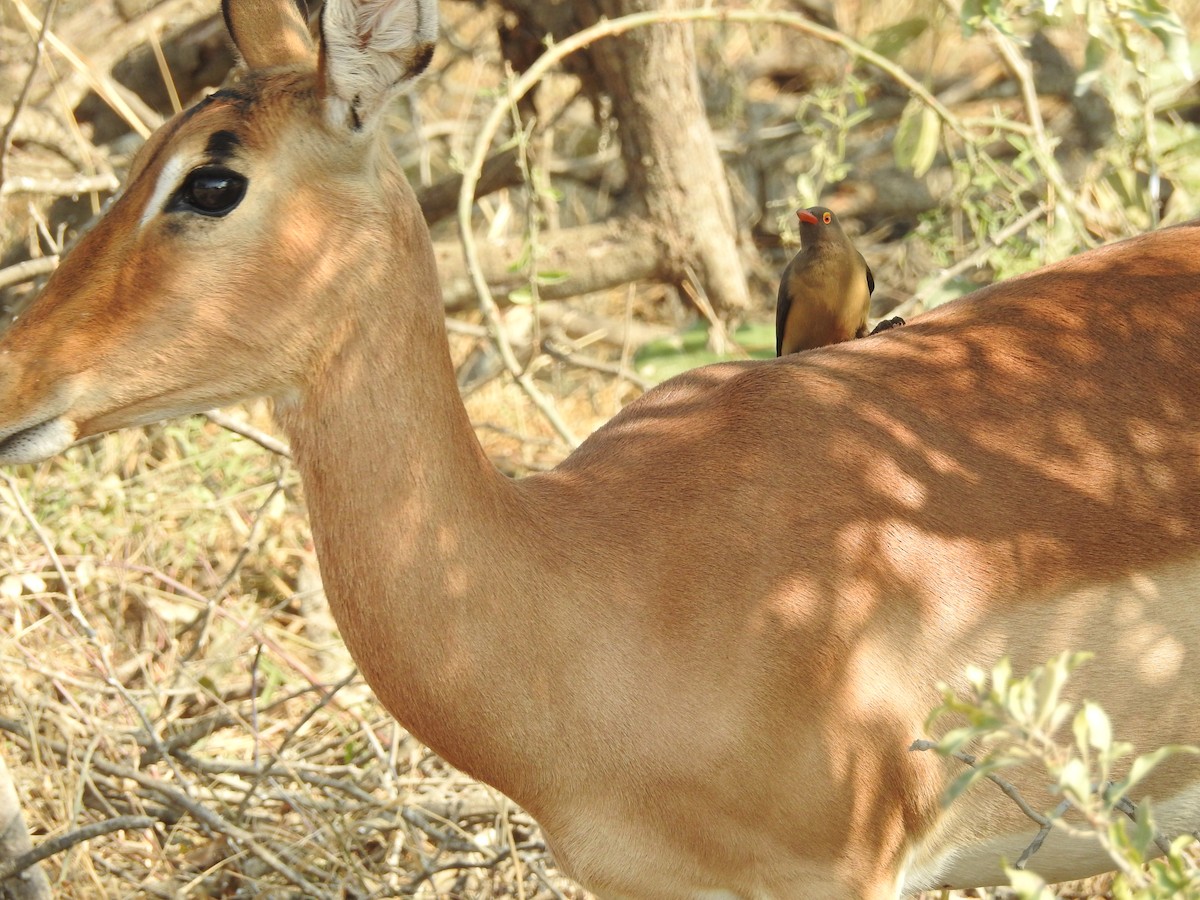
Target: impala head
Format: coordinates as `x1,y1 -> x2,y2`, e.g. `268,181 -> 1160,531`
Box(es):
0,0 -> 438,465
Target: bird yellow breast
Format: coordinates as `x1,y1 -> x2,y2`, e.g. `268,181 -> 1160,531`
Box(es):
781,253 -> 871,353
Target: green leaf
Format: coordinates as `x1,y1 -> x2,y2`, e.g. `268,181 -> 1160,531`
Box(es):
1110,744 -> 1200,800
1006,866 -> 1053,899
844,108 -> 873,130
1127,0 -> 1194,79
1076,36 -> 1106,95
960,0 -> 985,35
633,322 -> 776,384
1129,796 -> 1157,861
1083,702 -> 1113,753
944,757 -> 1011,805
1032,651 -> 1090,730
965,664 -> 987,694
535,269 -> 570,286
894,99 -> 941,178
937,726 -> 979,757
1058,756 -> 1091,803
1072,704 -> 1089,761
1110,875 -> 1134,900
992,657 -> 1012,701
915,274 -> 979,310
869,17 -> 929,60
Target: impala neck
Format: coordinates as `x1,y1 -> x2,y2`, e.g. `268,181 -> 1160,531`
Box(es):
275,164 -> 546,799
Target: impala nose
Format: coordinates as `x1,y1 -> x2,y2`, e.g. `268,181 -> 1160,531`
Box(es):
0,417 -> 76,465
0,340 -> 79,465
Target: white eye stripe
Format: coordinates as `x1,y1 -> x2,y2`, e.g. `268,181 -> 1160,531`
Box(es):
139,153 -> 187,228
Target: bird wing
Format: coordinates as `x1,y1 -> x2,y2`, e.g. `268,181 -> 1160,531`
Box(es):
775,259 -> 794,357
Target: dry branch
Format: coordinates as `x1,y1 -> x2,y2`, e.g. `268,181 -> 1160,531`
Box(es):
417,145 -> 523,226
203,409 -> 292,458
541,336 -> 652,392
0,173 -> 119,196
0,815 -> 155,885
0,257 -> 57,292
16,0 -> 212,125
0,0 -> 59,192
0,717 -> 331,896
436,219 -> 660,311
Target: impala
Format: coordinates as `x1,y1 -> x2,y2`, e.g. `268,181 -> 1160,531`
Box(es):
1,0 -> 1198,896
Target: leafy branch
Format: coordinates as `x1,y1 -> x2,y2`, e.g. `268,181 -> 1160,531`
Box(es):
914,653 -> 1200,897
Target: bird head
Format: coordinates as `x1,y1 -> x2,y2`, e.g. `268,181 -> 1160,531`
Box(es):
796,206 -> 840,246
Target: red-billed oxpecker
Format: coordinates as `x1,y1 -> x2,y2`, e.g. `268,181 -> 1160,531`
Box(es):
775,206 -> 897,356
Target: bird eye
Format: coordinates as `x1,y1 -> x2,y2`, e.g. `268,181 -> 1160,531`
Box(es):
822,212 -> 832,224
169,166 -> 247,217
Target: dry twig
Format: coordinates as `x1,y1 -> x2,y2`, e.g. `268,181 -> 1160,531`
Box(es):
0,0 -> 60,191
0,814 -> 155,883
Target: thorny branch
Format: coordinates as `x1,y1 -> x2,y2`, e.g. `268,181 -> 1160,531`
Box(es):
909,739 -> 1175,868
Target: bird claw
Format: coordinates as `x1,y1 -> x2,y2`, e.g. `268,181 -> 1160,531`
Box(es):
869,316 -> 906,335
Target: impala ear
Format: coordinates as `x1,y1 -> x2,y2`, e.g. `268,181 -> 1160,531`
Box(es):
222,0 -> 316,70
319,0 -> 438,131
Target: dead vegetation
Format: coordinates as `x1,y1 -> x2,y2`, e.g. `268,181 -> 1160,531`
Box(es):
1,0 -> 1199,896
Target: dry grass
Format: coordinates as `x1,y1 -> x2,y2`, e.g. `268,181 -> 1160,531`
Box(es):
0,406 -> 597,898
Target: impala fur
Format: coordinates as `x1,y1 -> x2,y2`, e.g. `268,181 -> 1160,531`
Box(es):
1,1 -> 1199,897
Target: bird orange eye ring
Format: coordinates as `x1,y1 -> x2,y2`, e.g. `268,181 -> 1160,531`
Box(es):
822,212 -> 832,224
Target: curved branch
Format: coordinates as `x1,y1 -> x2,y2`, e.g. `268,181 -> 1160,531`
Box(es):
0,815 -> 155,884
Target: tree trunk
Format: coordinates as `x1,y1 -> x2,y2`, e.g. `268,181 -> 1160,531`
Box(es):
495,0 -> 752,319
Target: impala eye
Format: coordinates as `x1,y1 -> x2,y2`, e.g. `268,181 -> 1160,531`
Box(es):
169,166 -> 247,217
